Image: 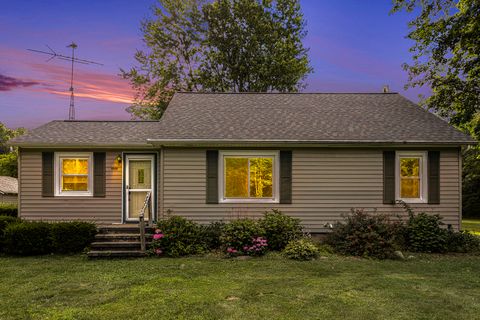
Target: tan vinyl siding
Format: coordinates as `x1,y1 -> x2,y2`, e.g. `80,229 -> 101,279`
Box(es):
19,151 -> 123,223
161,148 -> 461,232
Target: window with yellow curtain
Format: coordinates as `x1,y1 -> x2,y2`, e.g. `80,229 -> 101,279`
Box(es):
55,153 -> 92,196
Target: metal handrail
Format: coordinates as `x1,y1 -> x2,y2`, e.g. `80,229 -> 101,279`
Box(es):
138,191 -> 151,253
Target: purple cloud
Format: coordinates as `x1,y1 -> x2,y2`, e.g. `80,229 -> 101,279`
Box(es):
0,73 -> 40,91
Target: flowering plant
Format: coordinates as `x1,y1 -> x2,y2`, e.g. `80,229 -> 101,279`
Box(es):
226,236 -> 268,257
148,229 -> 165,256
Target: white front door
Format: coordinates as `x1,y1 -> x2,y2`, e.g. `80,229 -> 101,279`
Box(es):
125,154 -> 155,222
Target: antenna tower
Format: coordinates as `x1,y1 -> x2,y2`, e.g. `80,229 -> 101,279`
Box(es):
27,43 -> 103,120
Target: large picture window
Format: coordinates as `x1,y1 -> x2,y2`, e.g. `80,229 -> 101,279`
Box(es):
55,152 -> 93,196
396,151 -> 427,203
219,151 -> 279,203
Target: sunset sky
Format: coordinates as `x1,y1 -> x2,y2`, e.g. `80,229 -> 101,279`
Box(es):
0,0 -> 428,129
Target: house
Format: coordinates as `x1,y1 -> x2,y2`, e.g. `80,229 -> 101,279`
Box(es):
10,93 -> 475,233
0,176 -> 18,205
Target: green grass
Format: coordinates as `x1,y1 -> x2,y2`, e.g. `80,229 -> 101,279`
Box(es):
463,219 -> 480,235
0,254 -> 480,320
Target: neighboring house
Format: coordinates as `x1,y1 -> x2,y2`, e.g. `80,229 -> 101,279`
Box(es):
9,93 -> 475,232
0,176 -> 18,205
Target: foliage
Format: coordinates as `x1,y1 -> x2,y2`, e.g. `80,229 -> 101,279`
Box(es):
0,216 -> 20,251
463,148 -> 480,218
123,0 -> 312,119
0,122 -> 26,178
446,230 -> 480,253
283,238 -> 319,261
391,0 -> 480,140
200,221 -> 225,250
0,203 -> 17,217
200,0 -> 312,92
150,216 -> 206,257
220,218 -> 265,255
50,222 -> 97,254
326,209 -> 404,259
405,212 -> 447,253
4,221 -> 53,255
258,209 -> 303,251
3,221 -> 96,255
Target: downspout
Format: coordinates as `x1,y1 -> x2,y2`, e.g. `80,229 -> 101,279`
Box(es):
159,147 -> 164,219
458,147 -> 462,231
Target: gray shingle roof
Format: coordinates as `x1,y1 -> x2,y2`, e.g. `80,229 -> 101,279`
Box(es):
10,121 -> 160,147
0,176 -> 18,194
150,93 -> 473,145
10,93 -> 474,147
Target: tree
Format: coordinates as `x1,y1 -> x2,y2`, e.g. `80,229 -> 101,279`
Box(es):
122,0 -> 206,119
392,0 -> 480,217
200,0 -> 312,92
0,123 -> 26,178
124,0 -> 312,119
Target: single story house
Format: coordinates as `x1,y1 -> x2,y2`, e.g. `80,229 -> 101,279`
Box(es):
0,176 -> 18,205
10,93 -> 475,232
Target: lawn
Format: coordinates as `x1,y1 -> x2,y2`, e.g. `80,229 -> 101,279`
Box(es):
0,254 -> 479,320
463,219 -> 480,234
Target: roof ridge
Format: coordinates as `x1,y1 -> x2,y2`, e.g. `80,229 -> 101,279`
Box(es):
174,92 -> 399,95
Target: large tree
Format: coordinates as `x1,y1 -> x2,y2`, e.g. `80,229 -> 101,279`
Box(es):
123,0 -> 312,119
392,0 -> 480,217
0,123 -> 26,178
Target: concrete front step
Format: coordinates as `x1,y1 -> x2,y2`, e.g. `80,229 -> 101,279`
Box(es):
94,233 -> 153,242
91,241 -> 150,251
88,250 -> 147,259
98,226 -> 155,234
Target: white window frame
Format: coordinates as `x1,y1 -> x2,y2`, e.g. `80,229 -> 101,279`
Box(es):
219,150 -> 280,204
54,152 -> 93,197
395,151 -> 428,203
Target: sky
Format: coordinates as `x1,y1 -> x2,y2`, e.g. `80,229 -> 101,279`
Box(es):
0,0 -> 428,129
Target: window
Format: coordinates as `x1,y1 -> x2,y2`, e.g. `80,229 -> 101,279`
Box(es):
219,151 -> 279,203
55,152 -> 93,196
396,151 -> 427,203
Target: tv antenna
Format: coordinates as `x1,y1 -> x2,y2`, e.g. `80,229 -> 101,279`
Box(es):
27,42 -> 103,120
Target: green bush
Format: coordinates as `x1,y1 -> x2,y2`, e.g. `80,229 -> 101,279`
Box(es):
259,209 -> 303,251
51,222 -> 97,253
220,218 -> 265,255
283,238 -> 319,261
0,203 -> 17,217
150,216 -> 206,257
4,221 -> 52,255
0,215 -> 20,251
446,230 -> 480,253
326,209 -> 404,259
200,221 -> 225,250
405,212 -> 447,253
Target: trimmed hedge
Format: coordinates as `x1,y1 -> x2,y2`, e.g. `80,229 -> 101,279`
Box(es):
0,215 -> 20,251
3,220 -> 97,255
259,209 -> 303,251
0,203 -> 18,217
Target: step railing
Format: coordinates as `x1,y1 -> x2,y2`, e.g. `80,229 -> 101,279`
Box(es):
138,191 -> 152,253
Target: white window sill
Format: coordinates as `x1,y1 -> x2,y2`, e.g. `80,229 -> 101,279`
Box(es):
219,199 -> 279,204
396,198 -> 427,204
55,192 -> 93,197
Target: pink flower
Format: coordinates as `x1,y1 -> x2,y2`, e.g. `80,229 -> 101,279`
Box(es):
155,248 -> 162,255
153,233 -> 164,240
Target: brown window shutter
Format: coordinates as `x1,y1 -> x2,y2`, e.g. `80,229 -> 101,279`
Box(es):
280,151 -> 292,204
383,151 -> 395,204
93,152 -> 106,197
428,151 -> 440,204
206,150 -> 218,204
42,152 -> 54,197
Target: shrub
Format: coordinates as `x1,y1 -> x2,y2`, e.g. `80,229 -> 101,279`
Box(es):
0,203 -> 17,217
4,221 -> 52,255
259,209 -> 303,251
283,238 -> 319,261
446,230 -> 480,253
405,212 -> 447,253
150,216 -> 206,257
221,218 -> 266,255
50,222 -> 97,253
200,221 -> 225,250
326,209 -> 404,259
0,215 -> 20,251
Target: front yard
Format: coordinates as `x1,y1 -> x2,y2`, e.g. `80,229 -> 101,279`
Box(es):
0,254 -> 479,320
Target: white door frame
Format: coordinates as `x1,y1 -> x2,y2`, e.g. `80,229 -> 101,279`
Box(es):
125,154 -> 155,222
